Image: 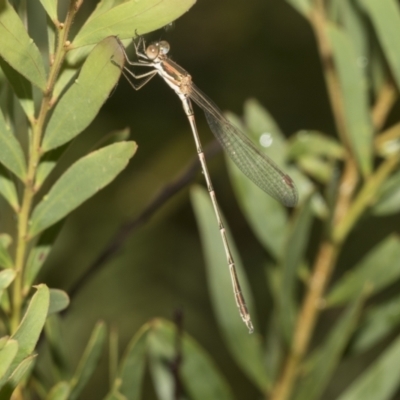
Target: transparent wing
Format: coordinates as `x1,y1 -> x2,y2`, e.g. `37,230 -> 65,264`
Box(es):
189,83 -> 298,207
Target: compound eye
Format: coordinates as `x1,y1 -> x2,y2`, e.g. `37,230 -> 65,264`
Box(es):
159,41 -> 170,55
145,44 -> 159,60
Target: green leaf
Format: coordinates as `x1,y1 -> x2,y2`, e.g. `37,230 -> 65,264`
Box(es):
0,238 -> 13,269
190,185 -> 270,391
225,112 -> 287,260
29,141 -> 137,237
371,170 -> 400,216
358,0 -> 400,91
69,322 -> 106,400
72,0 -> 196,48
118,324 -> 149,400
42,37 -> 125,152
279,195 -> 313,339
0,270 -> 15,291
48,289 -> 69,315
327,24 -> 373,177
0,0 -> 47,90
0,168 -> 19,212
284,0 -> 311,15
0,340 -> 17,380
351,295 -> 400,354
8,285 -> 49,371
337,333 -> 400,400
39,0 -> 58,22
148,319 -> 234,400
0,58 -> 34,119
45,381 -> 71,400
0,354 -> 36,399
0,107 -> 27,181
294,295 -> 364,400
326,235 -> 400,306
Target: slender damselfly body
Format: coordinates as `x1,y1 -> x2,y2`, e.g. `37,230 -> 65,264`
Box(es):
115,36 -> 298,333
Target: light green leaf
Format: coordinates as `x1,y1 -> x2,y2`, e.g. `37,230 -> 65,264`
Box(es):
42,37 -> 125,152
279,195 -> 313,339
190,185 -> 270,391
9,285 -> 49,371
148,319 -> 234,400
0,238 -> 13,269
0,170 -> 19,212
45,381 -> 70,400
326,235 -> 400,306
225,111 -> 287,260
294,295 -> 364,400
358,0 -> 400,91
284,0 -> 311,15
118,324 -> 149,400
29,141 -> 137,237
0,340 -> 18,380
371,170 -> 400,216
0,354 -> 36,399
0,0 -> 47,90
0,270 -> 16,290
327,24 -> 373,177
39,0 -> 58,22
0,58 -> 34,119
48,289 -> 69,315
72,0 -> 196,48
351,295 -> 400,354
0,107 -> 27,181
69,322 -> 106,400
337,333 -> 400,400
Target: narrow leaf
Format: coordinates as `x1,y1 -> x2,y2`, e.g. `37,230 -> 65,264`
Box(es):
190,185 -> 270,391
0,170 -> 19,212
0,0 -> 47,90
42,37 -> 125,151
0,239 -> 13,269
337,333 -> 400,400
148,319 -> 234,400
48,289 -> 69,315
0,340 -> 18,380
29,141 -> 137,237
358,0 -> 400,91
371,170 -> 400,216
327,24 -> 373,177
0,270 -> 15,290
69,322 -> 106,400
118,324 -> 149,400
9,285 -> 49,370
39,0 -> 58,22
294,295 -> 364,400
326,235 -> 400,306
72,0 -> 196,48
0,107 -> 27,181
45,381 -> 71,400
284,0 -> 311,15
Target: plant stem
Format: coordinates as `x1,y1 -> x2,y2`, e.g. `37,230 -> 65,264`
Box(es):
10,1 -> 81,333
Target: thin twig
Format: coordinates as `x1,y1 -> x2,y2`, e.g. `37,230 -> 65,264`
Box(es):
372,80 -> 397,132
68,140 -> 222,299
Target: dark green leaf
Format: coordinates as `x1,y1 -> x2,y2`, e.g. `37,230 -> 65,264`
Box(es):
29,141 -> 137,237
190,185 -> 270,391
0,169 -> 19,212
72,0 -> 196,48
0,238 -> 13,269
371,170 -> 400,216
118,324 -> 149,400
69,322 -> 106,400
48,289 -> 69,315
42,37 -> 125,152
0,107 -> 27,181
294,295 -> 364,400
326,235 -> 400,306
327,25 -> 373,177
0,0 -> 47,90
358,0 -> 400,91
337,333 -> 400,400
